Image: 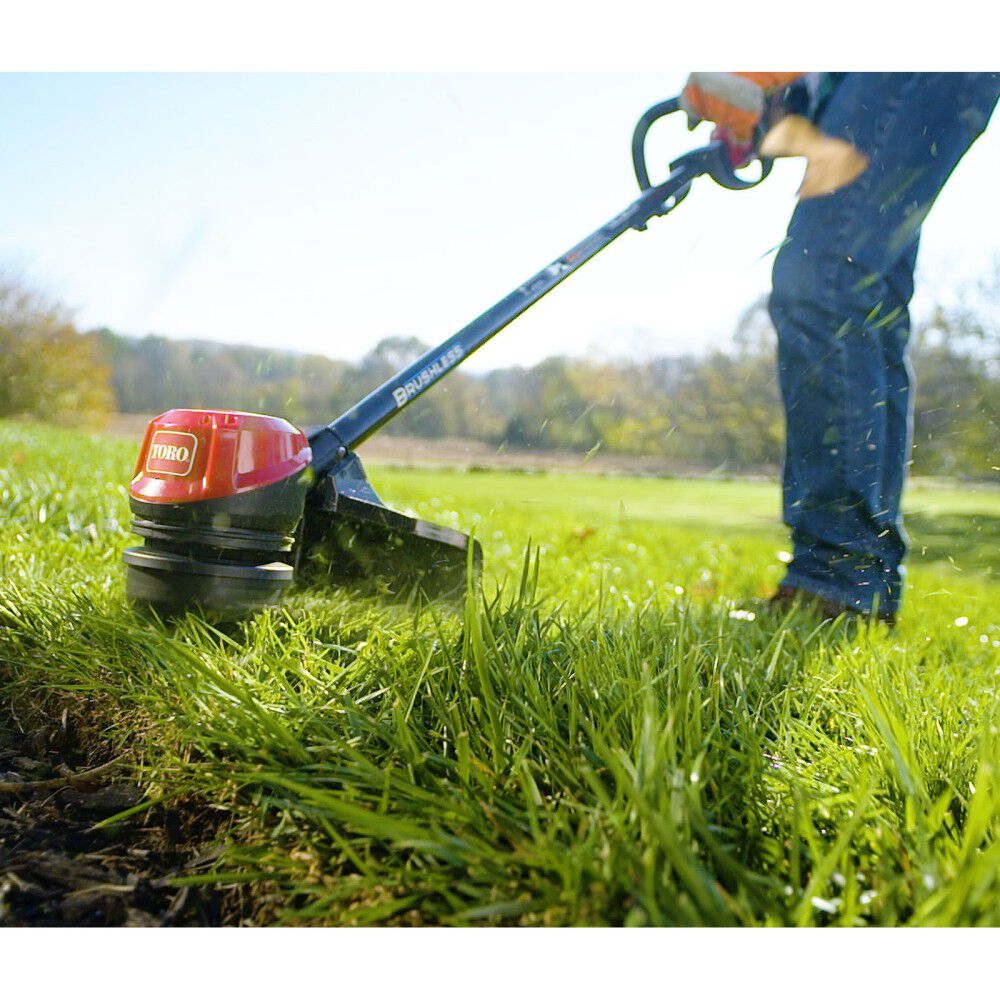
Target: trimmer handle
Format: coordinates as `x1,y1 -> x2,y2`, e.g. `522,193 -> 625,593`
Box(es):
312,96 -> 780,471
631,96 -> 772,193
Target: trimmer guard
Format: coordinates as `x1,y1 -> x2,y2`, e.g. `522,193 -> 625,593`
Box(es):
296,451 -> 481,599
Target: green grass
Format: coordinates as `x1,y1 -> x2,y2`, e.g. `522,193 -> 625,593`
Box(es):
1,419 -> 999,925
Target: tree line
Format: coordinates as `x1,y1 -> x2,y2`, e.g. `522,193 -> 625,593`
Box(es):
2,275 -> 997,480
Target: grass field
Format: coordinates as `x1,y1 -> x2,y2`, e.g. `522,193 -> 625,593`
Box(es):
2,419 -> 999,925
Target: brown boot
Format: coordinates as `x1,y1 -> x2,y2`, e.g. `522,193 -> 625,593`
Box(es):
767,585 -> 896,627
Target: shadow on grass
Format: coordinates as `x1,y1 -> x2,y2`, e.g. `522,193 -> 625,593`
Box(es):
906,511 -> 1000,574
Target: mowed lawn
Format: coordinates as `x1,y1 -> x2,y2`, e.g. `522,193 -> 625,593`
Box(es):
1,419 -> 999,925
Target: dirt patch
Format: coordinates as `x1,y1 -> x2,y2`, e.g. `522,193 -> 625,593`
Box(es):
0,703 -> 244,927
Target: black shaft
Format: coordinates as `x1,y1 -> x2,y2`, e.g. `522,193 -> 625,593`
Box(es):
308,158 -> 704,474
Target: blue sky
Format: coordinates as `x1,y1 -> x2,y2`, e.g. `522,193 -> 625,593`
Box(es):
1,73 -> 996,371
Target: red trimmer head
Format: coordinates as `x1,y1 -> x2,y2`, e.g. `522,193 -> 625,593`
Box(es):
123,407 -> 480,615
124,409 -> 312,613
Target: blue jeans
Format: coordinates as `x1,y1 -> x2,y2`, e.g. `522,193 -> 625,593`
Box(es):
768,73 -> 998,616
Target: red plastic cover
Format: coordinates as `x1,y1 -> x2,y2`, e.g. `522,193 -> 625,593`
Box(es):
129,409 -> 312,504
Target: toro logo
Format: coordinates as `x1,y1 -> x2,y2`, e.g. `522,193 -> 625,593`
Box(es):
146,430 -> 198,476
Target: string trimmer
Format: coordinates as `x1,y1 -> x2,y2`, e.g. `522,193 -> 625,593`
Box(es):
123,94 -> 854,615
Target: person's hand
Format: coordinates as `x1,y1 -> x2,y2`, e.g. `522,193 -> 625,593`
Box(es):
680,72 -> 803,142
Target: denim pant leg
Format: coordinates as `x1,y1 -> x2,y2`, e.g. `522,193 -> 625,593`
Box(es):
768,72 -> 999,615
876,241 -> 920,604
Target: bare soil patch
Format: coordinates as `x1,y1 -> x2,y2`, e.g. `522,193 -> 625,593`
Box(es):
0,703 -> 241,927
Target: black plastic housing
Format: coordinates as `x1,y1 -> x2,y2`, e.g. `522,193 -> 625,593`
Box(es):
123,472 -> 309,615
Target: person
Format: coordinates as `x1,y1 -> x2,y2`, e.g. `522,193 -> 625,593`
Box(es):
682,72 -> 999,623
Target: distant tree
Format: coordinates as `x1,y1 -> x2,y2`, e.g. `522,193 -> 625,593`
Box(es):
659,296 -> 783,470
909,281 -> 999,479
344,335 -> 494,440
72,271 -> 999,481
362,335 -> 428,373
0,277 -> 113,426
94,328 -> 353,425
665,350 -> 783,470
